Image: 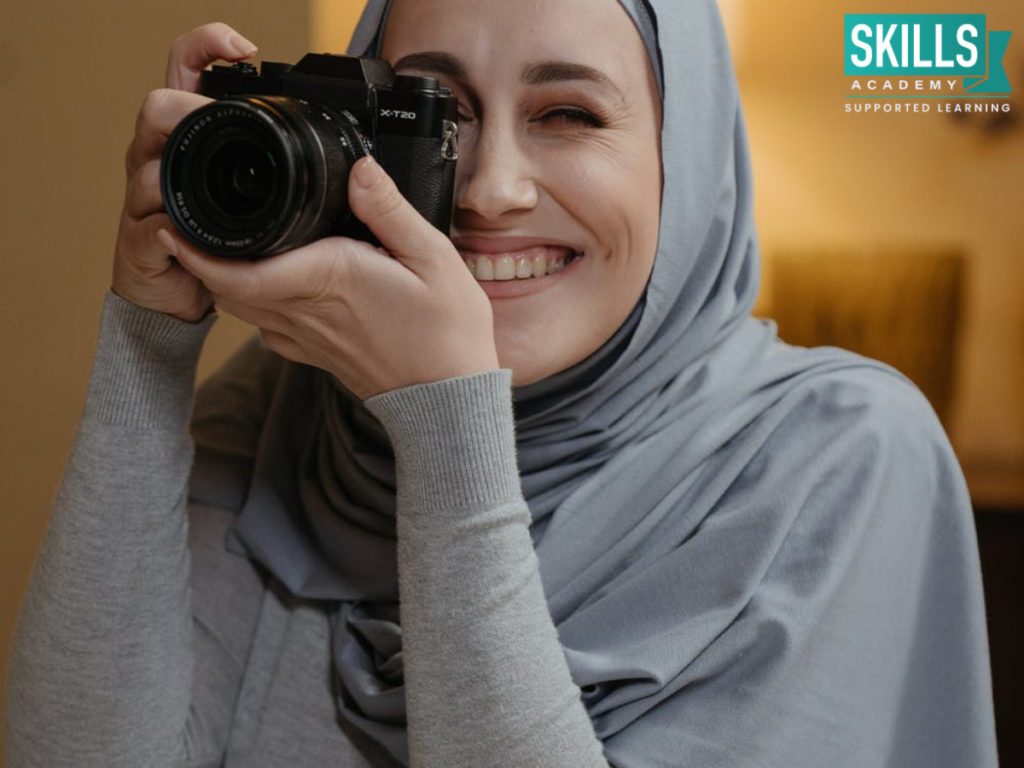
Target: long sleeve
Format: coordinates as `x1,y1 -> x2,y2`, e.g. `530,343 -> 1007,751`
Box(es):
4,292 -> 215,768
364,372 -> 609,768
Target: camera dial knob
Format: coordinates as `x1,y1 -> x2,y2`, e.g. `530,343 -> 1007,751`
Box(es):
394,74 -> 440,92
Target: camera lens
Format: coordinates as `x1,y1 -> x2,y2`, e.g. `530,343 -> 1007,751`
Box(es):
205,138 -> 277,217
161,97 -> 371,258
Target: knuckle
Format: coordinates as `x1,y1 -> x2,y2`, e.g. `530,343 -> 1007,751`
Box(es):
170,30 -> 190,53
143,156 -> 162,183
198,21 -> 234,39
125,159 -> 162,216
376,182 -> 407,218
302,242 -> 350,301
325,248 -> 352,288
174,22 -> 221,50
168,23 -> 237,88
234,269 -> 262,302
139,88 -> 170,125
139,157 -> 161,190
189,22 -> 237,59
168,30 -> 196,65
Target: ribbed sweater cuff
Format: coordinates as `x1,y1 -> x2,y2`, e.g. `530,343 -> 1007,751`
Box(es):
83,291 -> 217,429
363,370 -> 523,516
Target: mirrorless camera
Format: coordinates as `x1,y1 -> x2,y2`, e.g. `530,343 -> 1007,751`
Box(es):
160,53 -> 459,259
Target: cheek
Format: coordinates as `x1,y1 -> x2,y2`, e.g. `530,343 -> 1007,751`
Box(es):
556,155 -> 661,310
552,142 -> 660,255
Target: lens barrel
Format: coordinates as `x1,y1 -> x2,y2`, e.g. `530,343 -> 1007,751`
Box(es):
161,96 -> 370,258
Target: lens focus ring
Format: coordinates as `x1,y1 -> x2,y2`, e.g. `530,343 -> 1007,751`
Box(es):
161,96 -> 371,259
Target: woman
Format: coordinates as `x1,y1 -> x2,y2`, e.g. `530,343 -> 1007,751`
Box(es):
5,0 -> 998,766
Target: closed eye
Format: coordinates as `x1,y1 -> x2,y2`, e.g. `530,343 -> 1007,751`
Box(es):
533,107 -> 605,128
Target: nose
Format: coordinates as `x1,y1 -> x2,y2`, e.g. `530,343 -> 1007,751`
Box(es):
454,120 -> 539,222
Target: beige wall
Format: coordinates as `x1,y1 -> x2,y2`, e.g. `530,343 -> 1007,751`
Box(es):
0,0 -> 358,755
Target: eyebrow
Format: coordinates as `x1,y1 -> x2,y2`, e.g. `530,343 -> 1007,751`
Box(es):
391,51 -> 625,102
392,51 -> 466,78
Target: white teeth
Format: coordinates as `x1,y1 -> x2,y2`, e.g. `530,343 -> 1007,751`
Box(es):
531,253 -> 547,277
494,255 -> 516,281
462,247 -> 579,282
476,257 -> 495,280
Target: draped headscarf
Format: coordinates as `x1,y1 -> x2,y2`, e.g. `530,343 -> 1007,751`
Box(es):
191,1 -> 998,765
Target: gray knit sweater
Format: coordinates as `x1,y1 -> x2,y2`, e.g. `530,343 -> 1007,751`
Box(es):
4,292 -> 608,768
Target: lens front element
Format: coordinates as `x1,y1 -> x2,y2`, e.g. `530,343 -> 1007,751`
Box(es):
204,137 -> 278,218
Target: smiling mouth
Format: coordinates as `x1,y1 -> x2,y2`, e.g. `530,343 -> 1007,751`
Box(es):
458,245 -> 583,281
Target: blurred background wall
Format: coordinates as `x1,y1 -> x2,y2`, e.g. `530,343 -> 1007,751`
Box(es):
2,0 -> 1021,762
0,0 -> 341,756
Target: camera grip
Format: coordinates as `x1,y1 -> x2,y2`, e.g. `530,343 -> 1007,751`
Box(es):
376,135 -> 456,237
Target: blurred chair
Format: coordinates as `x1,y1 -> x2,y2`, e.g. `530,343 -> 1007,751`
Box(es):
769,247 -> 966,426
769,248 -> 1024,766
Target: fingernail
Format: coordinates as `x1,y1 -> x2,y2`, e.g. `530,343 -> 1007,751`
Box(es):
353,156 -> 382,190
156,228 -> 178,255
228,33 -> 258,57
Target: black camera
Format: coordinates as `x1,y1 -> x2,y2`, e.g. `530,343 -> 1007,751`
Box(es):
160,54 -> 459,259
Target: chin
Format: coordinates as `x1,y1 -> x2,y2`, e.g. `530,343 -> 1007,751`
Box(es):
495,328 -> 556,387
497,330 -> 588,387
492,299 -> 606,387
500,349 -> 550,388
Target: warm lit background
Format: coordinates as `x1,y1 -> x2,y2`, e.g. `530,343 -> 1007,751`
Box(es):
2,0 -> 1021,761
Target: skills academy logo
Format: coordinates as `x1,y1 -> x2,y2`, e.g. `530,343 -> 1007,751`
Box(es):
843,14 -> 1014,115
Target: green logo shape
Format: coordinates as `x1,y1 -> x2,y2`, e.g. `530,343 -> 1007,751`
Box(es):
964,30 -> 1013,93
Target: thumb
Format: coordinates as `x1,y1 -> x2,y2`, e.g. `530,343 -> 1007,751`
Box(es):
348,156 -> 455,276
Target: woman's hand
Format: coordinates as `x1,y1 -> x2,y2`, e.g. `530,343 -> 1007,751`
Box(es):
111,23 -> 258,323
161,156 -> 500,399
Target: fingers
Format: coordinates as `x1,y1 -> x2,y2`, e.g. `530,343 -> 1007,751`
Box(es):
118,212 -> 177,273
124,157 -> 163,219
165,22 -> 257,92
123,24 -> 257,216
125,88 -> 211,177
112,211 -> 213,322
348,156 -> 456,277
109,23 -> 257,325
159,229 -> 355,305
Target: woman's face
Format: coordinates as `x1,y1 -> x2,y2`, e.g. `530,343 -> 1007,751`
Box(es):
381,0 -> 662,386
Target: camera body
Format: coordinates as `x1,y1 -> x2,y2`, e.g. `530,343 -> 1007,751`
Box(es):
160,53 -> 459,258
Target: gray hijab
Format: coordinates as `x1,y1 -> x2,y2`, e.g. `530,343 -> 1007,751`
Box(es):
191,1 -> 997,765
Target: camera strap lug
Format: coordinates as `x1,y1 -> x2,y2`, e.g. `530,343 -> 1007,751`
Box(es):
441,120 -> 459,161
